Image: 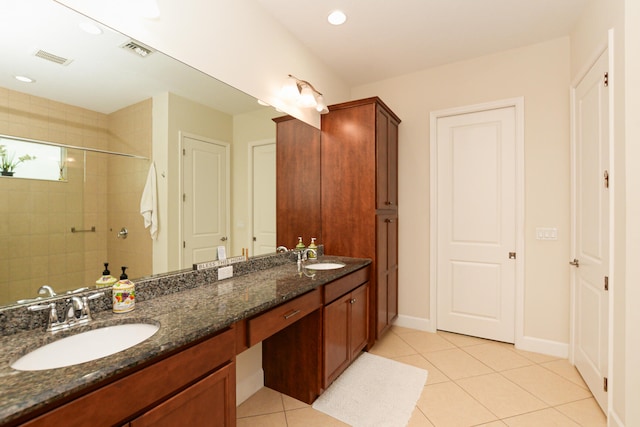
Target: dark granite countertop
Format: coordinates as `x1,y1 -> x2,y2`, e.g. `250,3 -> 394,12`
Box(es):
0,256 -> 370,425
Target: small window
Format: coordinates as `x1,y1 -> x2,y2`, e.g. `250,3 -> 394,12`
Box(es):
0,136 -> 66,181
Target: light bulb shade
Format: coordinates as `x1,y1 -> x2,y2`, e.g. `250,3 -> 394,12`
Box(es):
298,85 -> 317,108
281,77 -> 300,100
315,95 -> 328,113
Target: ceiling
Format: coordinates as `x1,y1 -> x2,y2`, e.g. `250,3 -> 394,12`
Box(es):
0,0 -> 589,115
254,0 -> 590,86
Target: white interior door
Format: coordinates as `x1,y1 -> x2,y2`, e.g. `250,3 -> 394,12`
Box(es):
250,141 -> 276,256
436,106 -> 517,343
571,50 -> 609,412
182,135 -> 229,267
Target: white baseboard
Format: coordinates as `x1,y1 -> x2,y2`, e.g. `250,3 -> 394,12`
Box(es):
236,368 -> 264,405
393,314 -> 435,332
608,409 -> 624,427
516,335 -> 569,358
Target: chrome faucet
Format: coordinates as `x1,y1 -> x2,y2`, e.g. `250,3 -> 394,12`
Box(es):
28,291 -> 105,332
296,248 -> 317,271
38,285 -> 57,298
276,245 -> 290,253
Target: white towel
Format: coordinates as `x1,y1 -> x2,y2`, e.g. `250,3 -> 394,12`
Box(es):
140,162 -> 158,240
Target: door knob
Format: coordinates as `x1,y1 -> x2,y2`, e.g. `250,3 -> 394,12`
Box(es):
569,258 -> 580,267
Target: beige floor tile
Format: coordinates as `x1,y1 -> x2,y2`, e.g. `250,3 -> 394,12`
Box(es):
463,343 -> 534,372
476,422 -> 508,426
391,325 -> 420,335
502,407 -> 580,426
281,393 -> 309,411
407,407 -> 435,426
457,373 -> 548,419
416,381 -> 497,427
236,411 -> 288,427
502,365 -> 593,406
285,407 -> 350,427
399,330 -> 457,353
438,330 -> 492,347
369,330 -> 419,358
540,359 -> 588,389
556,397 -> 607,427
393,353 -> 450,384
236,387 -> 284,418
424,348 -> 493,380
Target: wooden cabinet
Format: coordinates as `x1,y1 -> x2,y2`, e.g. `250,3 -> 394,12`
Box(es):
321,97 -> 400,344
324,283 -> 369,387
274,115 -> 322,248
261,266 -> 370,404
20,328 -> 236,427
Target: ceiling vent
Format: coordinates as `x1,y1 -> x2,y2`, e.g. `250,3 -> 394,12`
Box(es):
34,49 -> 73,66
120,40 -> 154,58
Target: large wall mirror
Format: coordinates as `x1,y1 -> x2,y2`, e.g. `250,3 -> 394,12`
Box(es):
0,0 -> 280,307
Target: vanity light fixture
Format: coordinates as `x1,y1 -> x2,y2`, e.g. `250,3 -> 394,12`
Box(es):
328,10 -> 347,26
281,74 -> 329,114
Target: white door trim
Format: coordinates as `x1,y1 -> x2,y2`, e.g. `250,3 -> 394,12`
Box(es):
178,131 -> 231,269
247,138 -> 276,253
429,97 -> 525,347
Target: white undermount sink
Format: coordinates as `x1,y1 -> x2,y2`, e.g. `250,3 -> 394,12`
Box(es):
303,262 -> 346,270
11,323 -> 160,371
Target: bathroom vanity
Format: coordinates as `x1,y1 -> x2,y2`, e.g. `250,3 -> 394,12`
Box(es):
0,255 -> 370,427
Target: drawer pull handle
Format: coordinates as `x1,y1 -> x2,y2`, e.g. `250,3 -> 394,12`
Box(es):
284,309 -> 301,320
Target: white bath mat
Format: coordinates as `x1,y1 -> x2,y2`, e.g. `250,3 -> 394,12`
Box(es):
312,352 -> 428,427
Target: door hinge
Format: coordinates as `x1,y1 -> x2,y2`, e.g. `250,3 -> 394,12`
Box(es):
183,241 -> 186,248
183,193 -> 186,202
508,252 -> 517,260
183,148 -> 186,155
604,72 -> 609,87
604,377 -> 608,392
604,276 -> 609,291
604,170 -> 609,188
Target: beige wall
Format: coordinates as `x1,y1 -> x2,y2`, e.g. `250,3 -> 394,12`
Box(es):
352,37 -> 572,347
231,108 -> 277,257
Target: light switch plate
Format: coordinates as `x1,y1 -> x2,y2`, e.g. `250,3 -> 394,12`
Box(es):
218,265 -> 233,280
536,227 -> 558,240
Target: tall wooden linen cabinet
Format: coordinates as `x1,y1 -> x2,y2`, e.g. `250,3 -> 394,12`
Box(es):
321,97 -> 400,344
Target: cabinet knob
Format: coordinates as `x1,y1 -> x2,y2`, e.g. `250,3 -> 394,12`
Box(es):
385,218 -> 394,223
385,201 -> 394,206
349,298 -> 356,304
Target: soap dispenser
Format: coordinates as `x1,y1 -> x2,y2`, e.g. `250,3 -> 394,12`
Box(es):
295,236 -> 305,251
308,238 -> 318,259
112,266 -> 135,313
96,262 -> 117,288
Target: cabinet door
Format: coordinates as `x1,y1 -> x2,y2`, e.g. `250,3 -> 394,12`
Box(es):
324,293 -> 351,387
376,214 -> 398,337
349,284 -> 369,360
376,107 -> 399,210
131,361 -> 235,427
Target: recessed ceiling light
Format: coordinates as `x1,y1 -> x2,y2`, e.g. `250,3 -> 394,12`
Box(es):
14,75 -> 35,83
79,22 -> 103,35
328,10 -> 347,26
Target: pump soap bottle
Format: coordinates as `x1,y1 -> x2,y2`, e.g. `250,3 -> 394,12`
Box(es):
295,236 -> 305,251
96,262 -> 117,288
308,238 -> 318,259
112,266 -> 135,313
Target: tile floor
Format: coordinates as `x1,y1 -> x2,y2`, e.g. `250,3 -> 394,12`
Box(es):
236,326 -> 607,426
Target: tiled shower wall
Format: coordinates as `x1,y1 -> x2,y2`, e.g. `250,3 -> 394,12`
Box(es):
0,87 -> 152,305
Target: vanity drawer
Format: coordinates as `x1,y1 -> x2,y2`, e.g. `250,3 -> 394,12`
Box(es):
323,265 -> 370,304
247,288 -> 322,346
